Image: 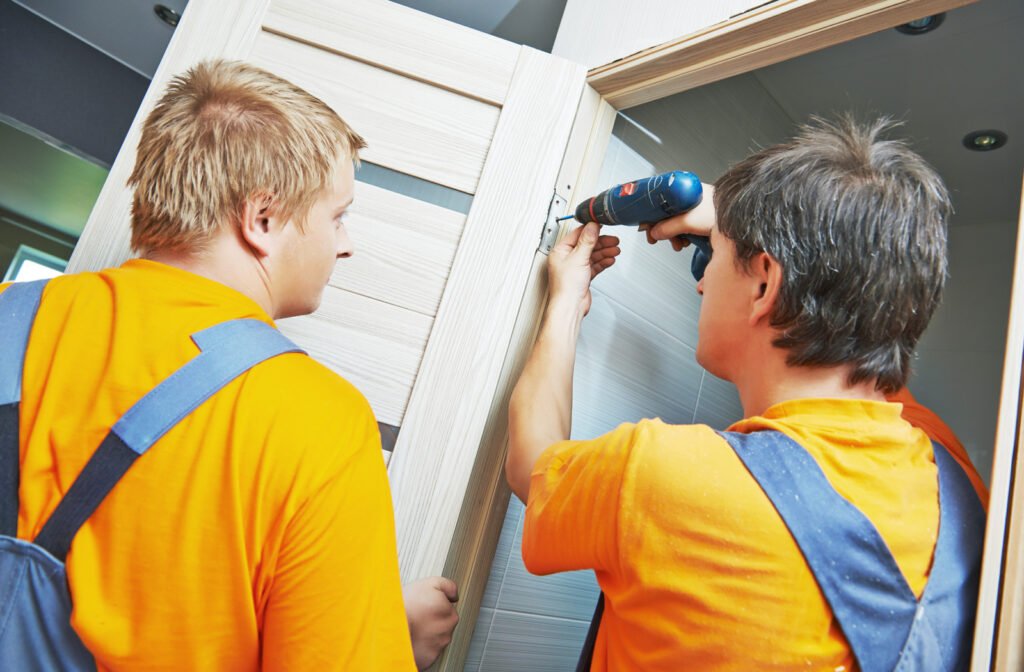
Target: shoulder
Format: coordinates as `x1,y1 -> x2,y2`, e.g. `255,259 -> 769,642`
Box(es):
247,353 -> 376,432
235,351 -> 382,484
540,419 -> 737,492
624,419 -> 741,482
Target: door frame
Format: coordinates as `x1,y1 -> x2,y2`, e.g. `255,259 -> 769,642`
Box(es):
587,0 -> 979,109
458,0 -> 1023,669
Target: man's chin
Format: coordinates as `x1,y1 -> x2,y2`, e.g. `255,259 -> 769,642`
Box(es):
695,348 -> 728,382
275,296 -> 322,320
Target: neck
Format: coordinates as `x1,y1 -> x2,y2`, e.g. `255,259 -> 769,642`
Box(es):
731,341 -> 886,418
145,234 -> 276,318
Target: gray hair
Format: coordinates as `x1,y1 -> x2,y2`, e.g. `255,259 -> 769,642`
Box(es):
713,115 -> 951,393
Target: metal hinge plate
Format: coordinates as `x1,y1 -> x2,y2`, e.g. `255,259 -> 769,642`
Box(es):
539,193 -> 567,255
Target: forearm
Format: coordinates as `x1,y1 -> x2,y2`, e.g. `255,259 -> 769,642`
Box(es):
507,296 -> 583,502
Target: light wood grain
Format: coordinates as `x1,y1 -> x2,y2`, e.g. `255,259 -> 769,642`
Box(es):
588,0 -> 979,109
432,86 -> 614,672
981,176 -> 1024,671
387,48 -> 586,589
252,30 -> 499,195
994,395 -> 1024,671
334,181 -> 465,317
264,0 -> 518,106
278,284 -> 433,427
68,0 -> 274,273
432,252 -> 545,672
553,85 -> 618,215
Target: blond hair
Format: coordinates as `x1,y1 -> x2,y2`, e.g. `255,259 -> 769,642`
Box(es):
128,59 -> 365,255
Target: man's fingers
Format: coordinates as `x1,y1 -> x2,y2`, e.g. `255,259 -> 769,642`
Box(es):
590,244 -> 621,263
649,213 -> 703,241
434,576 -> 459,603
556,223 -> 601,260
561,223 -> 585,247
572,222 -> 600,257
591,256 -> 616,278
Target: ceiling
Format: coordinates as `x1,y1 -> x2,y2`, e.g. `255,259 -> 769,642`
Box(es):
12,0 -> 566,77
14,0 -> 186,77
751,0 -> 1023,226
5,0 -> 1019,239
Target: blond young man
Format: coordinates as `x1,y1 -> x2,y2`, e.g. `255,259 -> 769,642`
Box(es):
0,60 -> 455,670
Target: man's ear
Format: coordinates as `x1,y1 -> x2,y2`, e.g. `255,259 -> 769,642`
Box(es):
750,252 -> 782,326
238,192 -> 279,258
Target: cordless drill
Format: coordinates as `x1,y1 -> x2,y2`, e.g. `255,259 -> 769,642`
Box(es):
560,170 -> 710,281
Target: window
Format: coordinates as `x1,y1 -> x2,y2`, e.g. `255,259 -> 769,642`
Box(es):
4,245 -> 67,282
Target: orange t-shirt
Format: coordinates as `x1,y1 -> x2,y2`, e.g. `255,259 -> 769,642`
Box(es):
2,260 -> 415,670
523,396 -> 987,671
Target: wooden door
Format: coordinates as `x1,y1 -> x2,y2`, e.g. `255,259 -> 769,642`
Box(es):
980,176 -> 1024,671
67,0 -> 589,639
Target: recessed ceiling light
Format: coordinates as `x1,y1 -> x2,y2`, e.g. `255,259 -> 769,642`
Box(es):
154,4 -> 181,28
962,130 -> 1008,152
895,13 -> 945,35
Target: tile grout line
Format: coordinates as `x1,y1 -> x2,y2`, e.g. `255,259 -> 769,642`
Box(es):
478,499 -> 524,667
489,606 -> 595,625
591,285 -> 698,355
691,369 -> 706,424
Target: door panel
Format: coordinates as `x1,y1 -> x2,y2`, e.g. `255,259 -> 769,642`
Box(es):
278,286 -> 432,427
982,176 -> 1024,670
388,47 -> 586,582
264,0 -> 519,105
330,181 -> 464,316
252,30 -> 501,193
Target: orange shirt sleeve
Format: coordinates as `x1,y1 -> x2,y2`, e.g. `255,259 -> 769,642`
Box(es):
260,389 -> 414,671
522,422 -> 641,577
888,387 -> 989,508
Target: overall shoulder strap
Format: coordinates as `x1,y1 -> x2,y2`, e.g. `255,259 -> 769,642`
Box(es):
718,429 -> 918,672
0,280 -> 49,537
894,442 -> 985,670
33,319 -> 304,561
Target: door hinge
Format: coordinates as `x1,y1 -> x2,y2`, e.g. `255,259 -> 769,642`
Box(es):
539,193 -> 567,255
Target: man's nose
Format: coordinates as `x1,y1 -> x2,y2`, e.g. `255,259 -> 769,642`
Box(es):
337,229 -> 354,259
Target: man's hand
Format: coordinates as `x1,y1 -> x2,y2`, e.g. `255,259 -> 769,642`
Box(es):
548,222 -> 621,317
641,183 -> 716,251
403,576 -> 459,670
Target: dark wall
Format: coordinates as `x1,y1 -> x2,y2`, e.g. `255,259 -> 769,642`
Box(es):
0,1 -> 150,166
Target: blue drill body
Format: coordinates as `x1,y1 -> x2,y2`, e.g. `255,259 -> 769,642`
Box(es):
564,170 -> 710,281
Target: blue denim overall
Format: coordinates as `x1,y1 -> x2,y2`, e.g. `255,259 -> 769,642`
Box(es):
577,428 -> 985,671
0,280 -> 303,670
